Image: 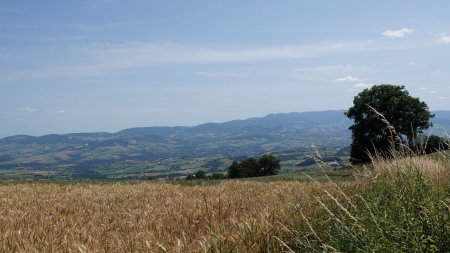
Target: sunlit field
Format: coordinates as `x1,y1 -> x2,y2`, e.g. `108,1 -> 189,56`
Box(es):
0,152 -> 448,252
0,179 -> 353,252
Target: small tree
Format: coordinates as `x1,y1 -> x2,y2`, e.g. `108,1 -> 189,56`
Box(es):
258,154 -> 281,176
346,84 -> 433,164
194,170 -> 206,179
239,158 -> 260,177
227,161 -> 241,179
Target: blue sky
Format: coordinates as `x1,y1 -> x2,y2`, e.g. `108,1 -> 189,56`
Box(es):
1,0 -> 450,137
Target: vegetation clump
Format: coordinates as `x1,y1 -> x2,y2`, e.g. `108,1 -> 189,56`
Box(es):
185,170 -> 226,180
228,154 -> 281,178
413,135 -> 450,154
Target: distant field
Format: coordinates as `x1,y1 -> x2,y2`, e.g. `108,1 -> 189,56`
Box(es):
0,110 -> 360,180
0,148 -> 349,180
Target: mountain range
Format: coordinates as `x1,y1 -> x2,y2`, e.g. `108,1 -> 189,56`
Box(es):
1,110 -> 449,179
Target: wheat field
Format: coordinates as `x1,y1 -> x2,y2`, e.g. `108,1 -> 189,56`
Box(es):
1,153 -> 448,253
0,180 -> 355,252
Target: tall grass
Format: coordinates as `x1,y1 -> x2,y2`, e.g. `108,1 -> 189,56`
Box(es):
289,151 -> 450,252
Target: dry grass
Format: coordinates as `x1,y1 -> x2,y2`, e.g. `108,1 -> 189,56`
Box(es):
0,180 -> 356,252
3,106 -> 448,252
2,153 -> 446,252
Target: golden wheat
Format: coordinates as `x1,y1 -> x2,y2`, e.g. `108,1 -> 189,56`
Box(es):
0,180 -> 355,252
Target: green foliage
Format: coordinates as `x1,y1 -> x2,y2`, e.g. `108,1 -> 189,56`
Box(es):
239,158 -> 260,178
291,157 -> 450,252
209,172 -> 226,180
227,161 -> 241,179
259,154 -> 281,176
325,170 -> 448,252
194,170 -> 206,179
424,135 -> 449,154
228,154 -> 281,178
346,84 -> 434,164
185,174 -> 195,180
409,135 -> 450,155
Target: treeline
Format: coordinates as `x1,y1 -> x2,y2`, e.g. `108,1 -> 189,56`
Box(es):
185,154 -> 281,180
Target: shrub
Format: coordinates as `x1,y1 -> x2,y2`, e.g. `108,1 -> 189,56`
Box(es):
209,172 -> 226,180
194,170 -> 206,179
409,135 -> 449,154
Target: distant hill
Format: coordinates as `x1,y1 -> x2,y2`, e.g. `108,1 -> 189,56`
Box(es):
432,110 -> 450,135
0,110 -> 448,179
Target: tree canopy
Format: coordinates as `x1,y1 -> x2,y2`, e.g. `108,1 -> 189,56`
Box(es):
345,84 -> 434,164
227,154 -> 281,179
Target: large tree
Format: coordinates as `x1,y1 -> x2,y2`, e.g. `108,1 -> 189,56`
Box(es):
346,84 -> 434,164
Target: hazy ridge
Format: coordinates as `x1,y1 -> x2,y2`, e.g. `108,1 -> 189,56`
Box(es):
0,110 -> 449,179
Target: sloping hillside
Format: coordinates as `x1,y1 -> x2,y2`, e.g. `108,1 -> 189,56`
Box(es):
0,110 -> 448,179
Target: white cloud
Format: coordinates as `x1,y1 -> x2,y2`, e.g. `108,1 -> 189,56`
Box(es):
437,33 -> 450,44
334,75 -> 363,82
382,28 -> 414,38
418,86 -> 429,90
19,106 -> 38,112
56,110 -> 65,114
430,90 -> 439,94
